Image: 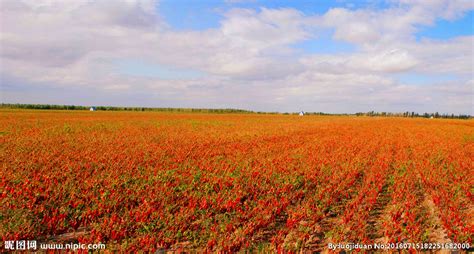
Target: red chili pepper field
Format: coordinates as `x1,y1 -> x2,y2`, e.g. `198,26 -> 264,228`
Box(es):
1,109 -> 473,252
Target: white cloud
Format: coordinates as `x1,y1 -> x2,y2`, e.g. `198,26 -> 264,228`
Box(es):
352,49 -> 418,72
319,0 -> 473,47
300,49 -> 418,73
394,0 -> 474,20
408,36 -> 473,76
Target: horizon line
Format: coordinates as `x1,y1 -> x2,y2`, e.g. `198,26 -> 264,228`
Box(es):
1,103 -> 472,117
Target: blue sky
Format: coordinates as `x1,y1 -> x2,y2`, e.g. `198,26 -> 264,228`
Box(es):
159,0 -> 472,38
1,0 -> 473,114
148,0 -> 474,85
416,10 -> 474,40
159,0 -> 392,31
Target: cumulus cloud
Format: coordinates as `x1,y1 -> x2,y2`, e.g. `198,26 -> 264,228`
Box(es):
0,0 -> 472,114
300,49 -> 418,73
394,0 -> 474,20
408,36 -> 473,76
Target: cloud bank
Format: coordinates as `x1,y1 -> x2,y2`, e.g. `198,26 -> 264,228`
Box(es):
1,0 -> 473,114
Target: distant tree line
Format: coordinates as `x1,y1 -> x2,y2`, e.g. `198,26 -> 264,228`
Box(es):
1,104 -> 471,119
355,111 -> 471,119
0,103 -> 253,114
1,104 -> 90,110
